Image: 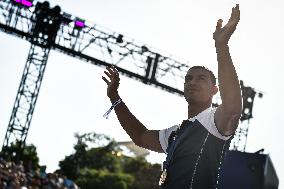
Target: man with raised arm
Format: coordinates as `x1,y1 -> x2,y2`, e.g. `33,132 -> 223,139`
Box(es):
102,4 -> 242,189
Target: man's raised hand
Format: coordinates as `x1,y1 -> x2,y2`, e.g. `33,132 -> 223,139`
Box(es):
213,4 -> 240,46
102,65 -> 120,100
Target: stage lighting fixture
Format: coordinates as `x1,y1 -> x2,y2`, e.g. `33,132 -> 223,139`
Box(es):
141,45 -> 149,53
62,12 -> 72,24
116,34 -> 123,43
74,18 -> 85,28
13,0 -> 33,7
21,0 -> 32,7
240,81 -> 256,121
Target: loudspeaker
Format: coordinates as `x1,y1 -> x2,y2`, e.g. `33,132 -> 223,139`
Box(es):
218,150 -> 279,189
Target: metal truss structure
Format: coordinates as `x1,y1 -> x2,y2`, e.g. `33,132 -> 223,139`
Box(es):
0,0 -> 259,153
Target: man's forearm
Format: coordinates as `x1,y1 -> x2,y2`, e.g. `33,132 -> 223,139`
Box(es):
216,44 -> 242,113
109,94 -> 148,145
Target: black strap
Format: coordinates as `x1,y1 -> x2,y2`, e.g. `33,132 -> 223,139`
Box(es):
163,120 -> 191,170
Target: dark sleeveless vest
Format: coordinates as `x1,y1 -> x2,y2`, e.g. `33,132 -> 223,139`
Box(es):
161,119 -> 231,189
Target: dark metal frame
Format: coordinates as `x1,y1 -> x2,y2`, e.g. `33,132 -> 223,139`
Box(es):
0,0 -> 257,153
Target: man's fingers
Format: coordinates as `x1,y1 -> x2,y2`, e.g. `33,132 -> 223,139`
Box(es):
236,4 -> 239,10
236,4 -> 240,19
103,65 -> 120,88
232,4 -> 240,20
106,66 -> 114,75
226,4 -> 240,29
104,70 -> 112,79
111,65 -> 119,76
216,19 -> 223,30
106,65 -> 120,77
102,76 -> 110,85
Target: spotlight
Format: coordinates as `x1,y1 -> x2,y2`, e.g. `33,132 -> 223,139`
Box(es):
13,0 -> 33,7
141,45 -> 149,53
240,84 -> 256,121
74,18 -> 85,28
62,12 -> 72,25
116,34 -> 123,43
21,0 -> 32,7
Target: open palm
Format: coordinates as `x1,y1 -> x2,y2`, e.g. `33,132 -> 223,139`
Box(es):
102,65 -> 120,99
213,4 -> 240,46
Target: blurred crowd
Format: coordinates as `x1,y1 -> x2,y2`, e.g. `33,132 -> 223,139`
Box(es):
0,158 -> 79,189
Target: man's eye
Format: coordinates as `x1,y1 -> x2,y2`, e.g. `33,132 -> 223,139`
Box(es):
185,76 -> 192,81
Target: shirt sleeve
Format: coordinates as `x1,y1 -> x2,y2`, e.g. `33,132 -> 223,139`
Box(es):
197,107 -> 231,141
159,125 -> 179,153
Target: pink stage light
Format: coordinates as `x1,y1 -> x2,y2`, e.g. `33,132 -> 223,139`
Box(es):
75,20 -> 85,28
13,0 -> 21,3
21,0 -> 33,7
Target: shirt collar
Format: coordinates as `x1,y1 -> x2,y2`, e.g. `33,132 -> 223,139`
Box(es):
187,106 -> 212,122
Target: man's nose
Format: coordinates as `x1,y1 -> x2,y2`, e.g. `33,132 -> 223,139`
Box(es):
189,78 -> 198,85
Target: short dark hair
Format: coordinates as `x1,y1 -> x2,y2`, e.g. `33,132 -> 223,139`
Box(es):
188,66 -> 216,85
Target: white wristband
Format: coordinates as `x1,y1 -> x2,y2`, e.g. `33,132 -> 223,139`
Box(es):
103,98 -> 122,119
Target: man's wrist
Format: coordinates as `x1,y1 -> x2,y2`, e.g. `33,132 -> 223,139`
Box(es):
215,43 -> 229,53
103,95 -> 122,119
109,93 -> 120,103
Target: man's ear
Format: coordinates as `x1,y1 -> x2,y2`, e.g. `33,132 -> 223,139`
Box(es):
212,85 -> 218,95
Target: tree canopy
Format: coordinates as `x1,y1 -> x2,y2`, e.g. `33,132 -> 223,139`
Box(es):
59,132 -> 161,189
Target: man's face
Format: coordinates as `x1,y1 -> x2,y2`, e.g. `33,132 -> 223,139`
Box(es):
184,68 -> 217,104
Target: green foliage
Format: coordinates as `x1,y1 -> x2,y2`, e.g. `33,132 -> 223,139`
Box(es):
21,143 -> 40,170
58,154 -> 78,180
0,141 -> 39,170
85,143 -> 121,172
122,157 -> 161,189
59,133 -> 121,180
59,132 -> 161,189
122,156 -> 149,173
76,169 -> 134,189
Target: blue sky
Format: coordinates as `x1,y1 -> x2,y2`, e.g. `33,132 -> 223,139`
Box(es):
0,0 -> 283,187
